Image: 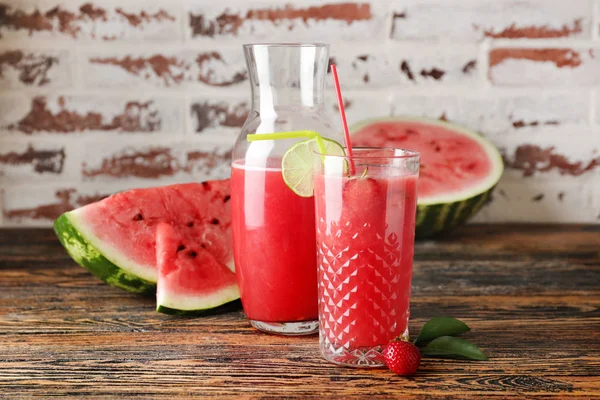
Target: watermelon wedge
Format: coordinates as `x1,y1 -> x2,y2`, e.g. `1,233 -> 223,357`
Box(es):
54,181 -> 233,294
156,223 -> 239,315
351,117 -> 503,238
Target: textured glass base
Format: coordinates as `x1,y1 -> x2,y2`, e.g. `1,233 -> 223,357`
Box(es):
249,320 -> 319,336
321,343 -> 386,367
320,328 -> 409,367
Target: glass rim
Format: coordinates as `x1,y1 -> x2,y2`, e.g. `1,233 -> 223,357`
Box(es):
313,146 -> 420,160
243,43 -> 329,49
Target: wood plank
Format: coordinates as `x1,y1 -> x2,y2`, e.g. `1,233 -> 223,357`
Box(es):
0,225 -> 598,398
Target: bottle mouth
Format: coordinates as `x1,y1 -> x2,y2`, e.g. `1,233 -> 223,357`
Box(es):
243,43 -> 328,49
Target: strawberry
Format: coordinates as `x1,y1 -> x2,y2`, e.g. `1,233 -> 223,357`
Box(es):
383,339 -> 421,376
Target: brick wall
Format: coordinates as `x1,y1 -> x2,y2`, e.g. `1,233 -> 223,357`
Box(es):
0,0 -> 599,227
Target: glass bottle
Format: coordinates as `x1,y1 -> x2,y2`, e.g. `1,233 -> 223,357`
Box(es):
231,43 -> 341,335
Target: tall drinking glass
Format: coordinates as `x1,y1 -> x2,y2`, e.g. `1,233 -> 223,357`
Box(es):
231,44 -> 342,335
313,148 -> 420,366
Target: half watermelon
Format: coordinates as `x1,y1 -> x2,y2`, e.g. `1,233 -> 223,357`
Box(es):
351,117 -> 503,238
54,181 -> 233,294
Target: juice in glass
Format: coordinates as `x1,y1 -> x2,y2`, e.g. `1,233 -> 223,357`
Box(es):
231,159 -> 318,329
313,148 -> 420,366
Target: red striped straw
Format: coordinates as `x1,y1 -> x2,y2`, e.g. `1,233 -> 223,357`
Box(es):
330,64 -> 357,176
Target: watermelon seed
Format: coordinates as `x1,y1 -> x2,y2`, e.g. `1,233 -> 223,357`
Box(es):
211,218 -> 220,225
188,251 -> 197,258
177,245 -> 185,252
201,244 -> 207,249
133,213 -> 143,221
187,221 -> 194,227
223,195 -> 231,203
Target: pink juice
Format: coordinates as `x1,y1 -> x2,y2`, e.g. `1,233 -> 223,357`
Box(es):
315,171 -> 418,350
231,160 -> 318,323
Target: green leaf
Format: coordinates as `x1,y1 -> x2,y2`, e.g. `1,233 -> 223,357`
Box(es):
415,317 -> 470,344
421,336 -> 488,361
415,317 -> 471,344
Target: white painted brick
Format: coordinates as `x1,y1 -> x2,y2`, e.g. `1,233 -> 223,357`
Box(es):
387,90 -> 589,136
0,94 -> 183,135
0,95 -> 31,130
489,47 -> 600,86
0,140 -> 84,184
592,89 -> 600,124
0,50 -> 71,89
82,49 -> 247,89
0,1 -> 180,41
80,139 -> 232,184
326,91 -> 393,129
184,139 -> 233,181
1,0 -> 599,226
80,141 -> 187,184
391,95 -> 460,122
392,0 -> 592,41
456,91 -> 590,136
188,91 -> 393,139
331,44 -> 480,88
497,126 -> 600,179
473,176 -> 599,223
186,0 -> 386,41
189,96 -> 250,138
3,185 -> 99,227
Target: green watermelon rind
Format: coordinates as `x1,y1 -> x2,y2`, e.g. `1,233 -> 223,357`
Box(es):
54,213 -> 156,294
156,285 -> 240,316
156,300 -> 242,316
415,190 -> 493,238
350,116 -> 504,239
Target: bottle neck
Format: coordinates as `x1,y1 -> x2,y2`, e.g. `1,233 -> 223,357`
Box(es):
252,86 -> 326,112
244,44 -> 328,114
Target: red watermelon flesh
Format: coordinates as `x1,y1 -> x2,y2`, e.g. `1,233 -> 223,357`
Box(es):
352,120 -> 494,201
69,181 -> 232,285
156,223 -> 239,313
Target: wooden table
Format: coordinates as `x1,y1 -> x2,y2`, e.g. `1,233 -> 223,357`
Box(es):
1,225 -> 599,398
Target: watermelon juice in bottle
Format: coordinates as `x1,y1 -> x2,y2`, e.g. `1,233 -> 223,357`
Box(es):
313,148 -> 420,366
231,163 -> 318,327
231,44 -> 342,335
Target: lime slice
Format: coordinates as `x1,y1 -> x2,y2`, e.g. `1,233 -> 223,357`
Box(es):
281,138 -> 345,197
